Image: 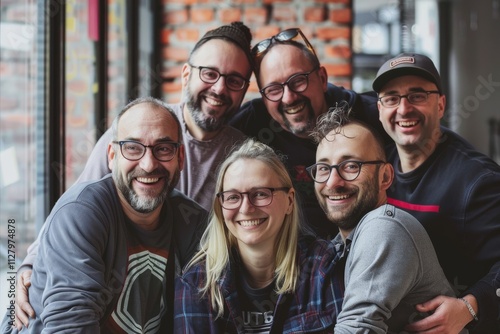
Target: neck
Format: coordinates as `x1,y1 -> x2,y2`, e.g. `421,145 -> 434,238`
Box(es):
396,128 -> 441,173
182,106 -> 220,141
238,245 -> 275,289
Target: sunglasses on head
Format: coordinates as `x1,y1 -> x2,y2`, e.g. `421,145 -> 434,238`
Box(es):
251,28 -> 318,59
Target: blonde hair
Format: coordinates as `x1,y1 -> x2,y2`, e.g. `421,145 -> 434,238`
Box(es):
185,138 -> 304,318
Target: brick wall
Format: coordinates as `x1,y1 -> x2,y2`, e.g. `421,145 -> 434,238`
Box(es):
161,0 -> 353,104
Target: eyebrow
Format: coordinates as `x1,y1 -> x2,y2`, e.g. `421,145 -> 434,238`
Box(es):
121,136 -> 178,143
381,86 -> 430,95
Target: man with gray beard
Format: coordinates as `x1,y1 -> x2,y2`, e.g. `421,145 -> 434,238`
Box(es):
2,98 -> 207,333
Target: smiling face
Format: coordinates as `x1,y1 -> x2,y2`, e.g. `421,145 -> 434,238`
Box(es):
109,103 -> 184,214
221,158 -> 294,250
182,38 -> 251,133
377,75 -> 446,153
257,44 -> 328,138
314,123 -> 392,235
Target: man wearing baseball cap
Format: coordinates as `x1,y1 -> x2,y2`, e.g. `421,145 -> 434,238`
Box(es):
374,53 -> 500,333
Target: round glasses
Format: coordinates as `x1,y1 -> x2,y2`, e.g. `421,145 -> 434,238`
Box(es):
217,187 -> 290,210
378,91 -> 440,108
189,64 -> 248,91
260,68 -> 318,103
306,160 -> 385,183
113,140 -> 181,162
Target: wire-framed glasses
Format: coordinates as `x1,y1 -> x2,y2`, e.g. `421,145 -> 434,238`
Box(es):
189,64 -> 249,91
217,187 -> 290,210
306,160 -> 386,183
378,91 -> 440,107
251,28 -> 318,59
260,67 -> 319,103
113,140 -> 181,162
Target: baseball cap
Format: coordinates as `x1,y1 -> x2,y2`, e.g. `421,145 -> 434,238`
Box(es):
372,53 -> 442,93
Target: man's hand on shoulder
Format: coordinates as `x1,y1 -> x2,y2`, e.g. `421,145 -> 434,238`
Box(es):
14,269 -> 35,330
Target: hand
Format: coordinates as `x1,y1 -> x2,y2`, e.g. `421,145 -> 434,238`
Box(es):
404,295 -> 475,333
14,270 -> 35,330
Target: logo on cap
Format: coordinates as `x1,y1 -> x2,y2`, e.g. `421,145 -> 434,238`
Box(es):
390,56 -> 415,68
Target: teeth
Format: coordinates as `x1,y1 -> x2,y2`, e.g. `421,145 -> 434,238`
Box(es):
285,103 -> 304,114
136,177 -> 159,183
398,121 -> 418,127
206,97 -> 223,106
239,219 -> 263,227
328,194 -> 350,200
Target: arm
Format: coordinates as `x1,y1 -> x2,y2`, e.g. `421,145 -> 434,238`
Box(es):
35,201 -> 112,333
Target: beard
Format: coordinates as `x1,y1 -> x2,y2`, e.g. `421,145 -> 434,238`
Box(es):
280,99 -> 316,136
184,84 -> 233,133
319,174 -> 380,231
113,164 -> 180,214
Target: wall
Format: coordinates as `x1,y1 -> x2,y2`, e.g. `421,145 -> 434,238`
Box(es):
160,0 -> 354,104
448,0 -> 500,159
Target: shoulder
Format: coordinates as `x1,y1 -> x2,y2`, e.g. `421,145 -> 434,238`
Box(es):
180,259 -> 207,288
297,236 -> 339,270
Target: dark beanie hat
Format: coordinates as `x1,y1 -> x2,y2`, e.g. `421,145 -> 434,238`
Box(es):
192,22 -> 254,68
372,53 -> 442,93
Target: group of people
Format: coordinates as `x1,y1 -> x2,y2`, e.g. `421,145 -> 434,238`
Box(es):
3,21 -> 499,333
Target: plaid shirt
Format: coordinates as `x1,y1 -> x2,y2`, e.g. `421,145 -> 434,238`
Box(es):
173,236 -> 344,333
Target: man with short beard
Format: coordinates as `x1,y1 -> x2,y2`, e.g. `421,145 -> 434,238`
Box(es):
12,22 -> 253,330
1,97 -> 207,333
307,106 -> 454,333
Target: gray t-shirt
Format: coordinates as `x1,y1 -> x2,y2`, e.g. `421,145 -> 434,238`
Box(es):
334,204 -> 455,334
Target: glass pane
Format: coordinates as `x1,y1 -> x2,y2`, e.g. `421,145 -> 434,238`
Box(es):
0,0 -> 39,312
65,1 -> 97,187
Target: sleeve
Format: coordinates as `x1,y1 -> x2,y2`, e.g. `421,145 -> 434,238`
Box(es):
334,217 -> 421,334
462,171 -> 500,330
173,274 -> 212,334
36,202 -> 111,333
74,127 -> 113,184
18,223 -> 46,272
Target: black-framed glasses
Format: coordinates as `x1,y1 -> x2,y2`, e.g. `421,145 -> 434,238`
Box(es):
252,28 -> 317,59
306,160 -> 386,183
113,140 -> 181,162
189,64 -> 249,91
378,91 -> 440,108
260,68 -> 319,103
217,187 -> 290,210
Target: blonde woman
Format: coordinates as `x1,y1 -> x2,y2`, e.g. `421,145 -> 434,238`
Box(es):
174,138 -> 342,333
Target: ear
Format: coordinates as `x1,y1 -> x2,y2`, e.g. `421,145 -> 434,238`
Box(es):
318,66 -> 328,92
177,144 -> 185,171
181,63 -> 191,90
285,188 -> 295,215
437,94 -> 446,120
107,142 -> 115,171
379,163 -> 394,192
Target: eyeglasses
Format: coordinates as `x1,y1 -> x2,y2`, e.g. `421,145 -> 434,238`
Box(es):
252,28 -> 317,59
378,91 -> 440,108
113,140 -> 181,162
217,187 -> 290,210
189,64 -> 249,91
260,68 -> 319,103
306,160 -> 386,183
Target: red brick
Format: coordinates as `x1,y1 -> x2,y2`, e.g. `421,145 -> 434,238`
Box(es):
244,7 -> 268,25
162,46 -> 190,62
263,0 -> 291,4
175,28 -> 200,42
191,8 -> 214,23
304,6 -> 326,22
219,8 -> 242,23
324,63 -> 352,76
324,44 -> 352,59
253,26 -> 281,41
162,65 -> 183,80
161,28 -> 172,45
316,27 -> 350,41
330,8 -> 352,24
316,0 -> 351,4
163,0 -> 197,4
162,80 -> 182,93
164,9 -> 188,25
272,6 -> 296,22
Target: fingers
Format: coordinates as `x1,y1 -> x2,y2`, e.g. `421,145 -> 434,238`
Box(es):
14,270 -> 35,329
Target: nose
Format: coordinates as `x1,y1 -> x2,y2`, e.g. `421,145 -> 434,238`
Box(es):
210,76 -> 227,94
139,148 -> 159,172
397,95 -> 413,115
281,85 -> 298,105
238,194 -> 255,214
324,167 -> 345,189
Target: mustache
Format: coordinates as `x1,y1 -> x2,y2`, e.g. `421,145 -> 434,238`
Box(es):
127,167 -> 169,181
